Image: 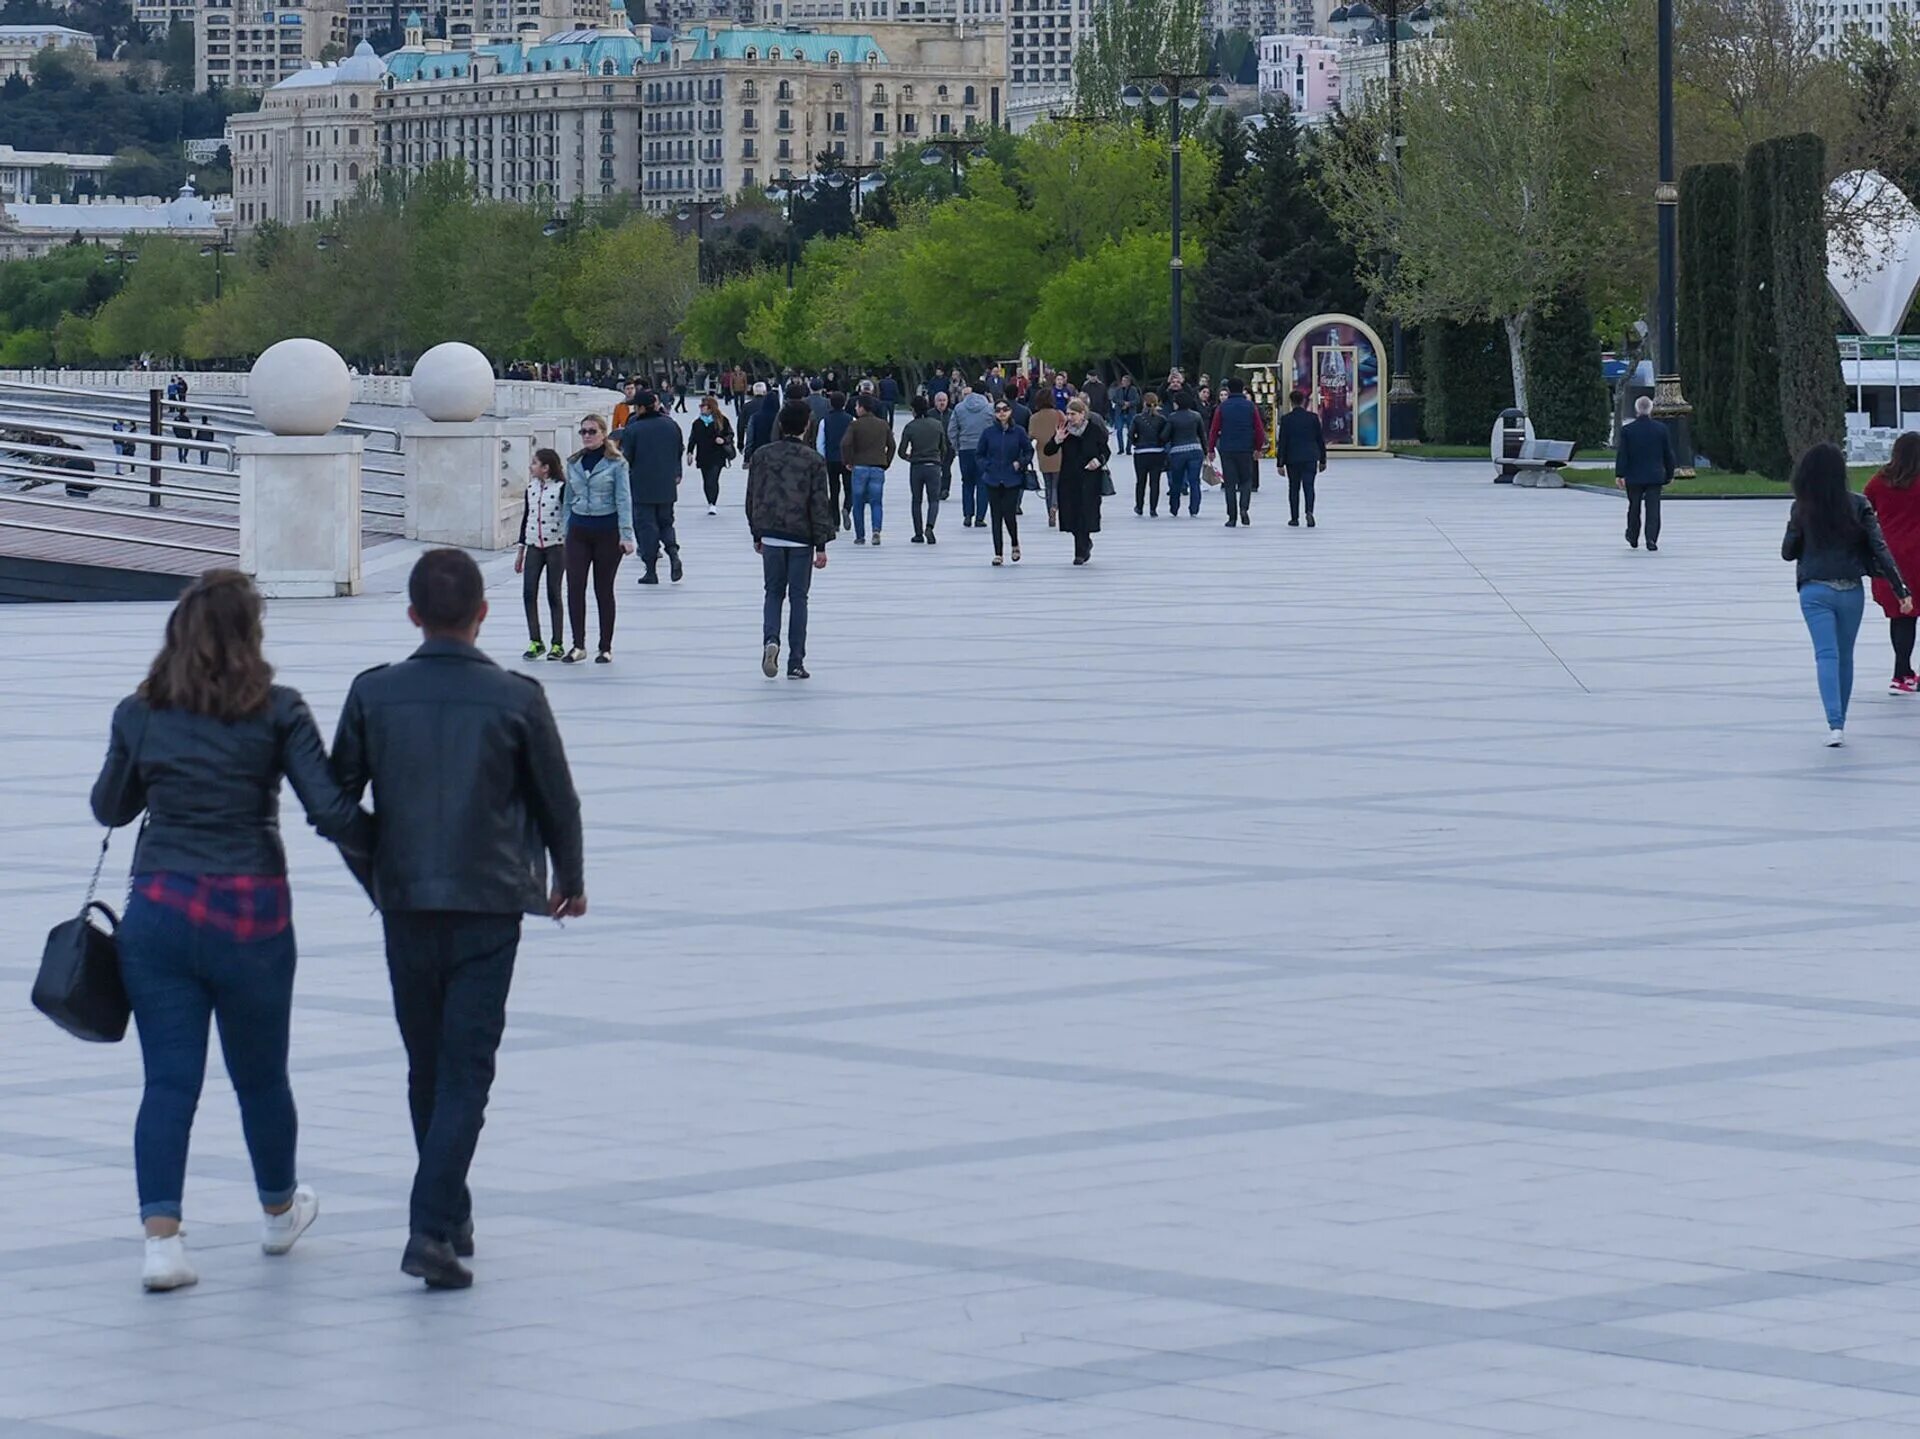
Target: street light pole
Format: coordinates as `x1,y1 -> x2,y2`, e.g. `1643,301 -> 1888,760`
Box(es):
918,134 -> 983,195
1384,0 -> 1419,440
1122,74 -> 1225,378
1652,0 -> 1694,474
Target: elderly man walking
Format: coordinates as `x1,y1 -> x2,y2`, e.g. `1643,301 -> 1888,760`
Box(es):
1615,394 -> 1678,551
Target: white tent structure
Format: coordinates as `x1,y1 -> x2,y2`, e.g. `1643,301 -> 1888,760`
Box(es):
1828,170 -> 1920,452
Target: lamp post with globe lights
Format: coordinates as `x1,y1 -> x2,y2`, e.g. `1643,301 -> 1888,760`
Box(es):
676,201 -> 727,285
1651,0 -> 1694,472
918,134 -> 988,194
1121,73 -> 1228,377
765,172 -> 823,289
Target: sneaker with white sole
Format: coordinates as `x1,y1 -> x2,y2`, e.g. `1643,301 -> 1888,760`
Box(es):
261,1185 -> 319,1256
142,1233 -> 197,1292
1826,728 -> 1846,747
762,641 -> 779,677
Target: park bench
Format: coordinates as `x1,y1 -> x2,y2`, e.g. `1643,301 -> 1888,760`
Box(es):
1501,438 -> 1576,487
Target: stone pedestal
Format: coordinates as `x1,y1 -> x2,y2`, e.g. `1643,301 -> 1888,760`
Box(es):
403,420 -> 530,550
237,434 -> 363,597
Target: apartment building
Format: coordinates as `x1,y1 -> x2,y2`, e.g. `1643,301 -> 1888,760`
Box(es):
0,23 -> 96,79
197,0 -> 353,91
1256,31 -> 1338,117
640,22 -> 1001,204
1809,0 -> 1920,53
371,14 -> 1000,208
225,39 -> 384,227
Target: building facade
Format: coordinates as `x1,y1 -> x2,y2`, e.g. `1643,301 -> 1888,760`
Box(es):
371,15 -> 1000,210
0,23 -> 96,78
0,183 -> 229,262
226,39 -> 384,227
1256,32 -> 1338,117
197,0 -> 352,91
0,145 -> 115,200
1811,0 -> 1920,53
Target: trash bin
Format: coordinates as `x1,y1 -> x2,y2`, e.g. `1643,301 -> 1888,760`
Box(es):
1491,408 -> 1535,484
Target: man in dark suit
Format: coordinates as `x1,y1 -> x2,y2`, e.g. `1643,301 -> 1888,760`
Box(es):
1614,395 -> 1677,551
1277,390 -> 1328,528
332,549 -> 585,1290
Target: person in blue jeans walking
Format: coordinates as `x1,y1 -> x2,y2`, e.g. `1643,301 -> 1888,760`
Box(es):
840,393 -> 895,544
748,400 -> 837,678
1162,396 -> 1207,517
947,386 -> 994,528
90,570 -> 371,1292
1784,442 -> 1912,746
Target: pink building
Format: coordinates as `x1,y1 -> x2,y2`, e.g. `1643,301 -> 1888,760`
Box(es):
1257,34 -> 1342,120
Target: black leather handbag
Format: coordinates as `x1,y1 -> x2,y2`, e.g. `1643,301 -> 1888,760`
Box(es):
33,834 -> 131,1043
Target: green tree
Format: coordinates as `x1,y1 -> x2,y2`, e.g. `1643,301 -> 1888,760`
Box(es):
1766,132 -> 1847,470
681,268 -> 785,361
554,214 -> 697,359
1734,141 -> 1790,481
1017,121 -> 1207,262
1027,230 -> 1197,370
1678,161 -> 1743,467
1320,0 -> 1638,410
84,240 -> 208,359
1420,320 -> 1514,444
1071,0 -> 1209,120
1521,287 -> 1610,447
1192,105 -> 1362,351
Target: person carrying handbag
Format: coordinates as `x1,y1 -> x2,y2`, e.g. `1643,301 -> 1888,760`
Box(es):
686,393 -> 736,516
86,570 -> 371,1292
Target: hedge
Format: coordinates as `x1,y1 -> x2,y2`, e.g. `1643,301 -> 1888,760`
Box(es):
1735,142 -> 1791,483
1679,162 -> 1742,469
1422,319 -> 1513,444
1765,133 -> 1848,473
1523,287 -> 1611,449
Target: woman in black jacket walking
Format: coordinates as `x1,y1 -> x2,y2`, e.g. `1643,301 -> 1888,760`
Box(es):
1046,396 -> 1111,565
1784,443 -> 1914,746
686,393 -> 735,515
90,570 -> 370,1291
1130,393 -> 1168,516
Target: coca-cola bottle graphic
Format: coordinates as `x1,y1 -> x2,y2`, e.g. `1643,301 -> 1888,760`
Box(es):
1317,332 -> 1354,446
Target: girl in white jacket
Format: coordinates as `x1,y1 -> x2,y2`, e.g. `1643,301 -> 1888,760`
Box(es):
515,448 -> 568,660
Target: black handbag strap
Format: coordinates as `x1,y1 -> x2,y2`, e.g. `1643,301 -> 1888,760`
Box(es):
84,702 -> 151,918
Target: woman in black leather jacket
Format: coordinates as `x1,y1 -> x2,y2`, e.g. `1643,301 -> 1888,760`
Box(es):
90,569 -> 369,1291
1783,443 -> 1914,747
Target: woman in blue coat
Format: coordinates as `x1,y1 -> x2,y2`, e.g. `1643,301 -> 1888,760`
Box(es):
976,398 -> 1035,566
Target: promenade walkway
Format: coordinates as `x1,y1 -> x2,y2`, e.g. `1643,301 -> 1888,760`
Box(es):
3,457 -> 1918,1438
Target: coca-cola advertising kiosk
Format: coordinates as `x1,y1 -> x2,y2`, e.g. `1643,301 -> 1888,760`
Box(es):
1276,314 -> 1388,453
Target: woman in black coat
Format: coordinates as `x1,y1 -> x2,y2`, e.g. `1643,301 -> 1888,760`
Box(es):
1045,396 -> 1111,565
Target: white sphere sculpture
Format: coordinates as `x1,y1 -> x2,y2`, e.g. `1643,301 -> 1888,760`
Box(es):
250,338 -> 351,437
411,342 -> 495,423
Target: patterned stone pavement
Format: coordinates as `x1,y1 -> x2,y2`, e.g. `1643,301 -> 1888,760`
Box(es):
4,454 -> 1920,1438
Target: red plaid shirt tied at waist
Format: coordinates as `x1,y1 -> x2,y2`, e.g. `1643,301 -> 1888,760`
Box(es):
135,873 -> 291,942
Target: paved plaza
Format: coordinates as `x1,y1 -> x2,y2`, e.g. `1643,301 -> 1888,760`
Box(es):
6,455 -> 1920,1438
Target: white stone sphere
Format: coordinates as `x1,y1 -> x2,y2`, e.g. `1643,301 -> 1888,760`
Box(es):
250,338 -> 351,436
411,342 -> 496,423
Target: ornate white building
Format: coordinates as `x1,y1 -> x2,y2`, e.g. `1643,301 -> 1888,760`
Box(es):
226,39 -> 385,226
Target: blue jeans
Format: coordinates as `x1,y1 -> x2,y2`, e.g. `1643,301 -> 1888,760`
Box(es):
958,451 -> 985,522
762,543 -> 813,663
119,894 -> 299,1222
1167,451 -> 1203,513
851,466 -> 885,540
1799,582 -> 1866,730
1114,412 -> 1132,453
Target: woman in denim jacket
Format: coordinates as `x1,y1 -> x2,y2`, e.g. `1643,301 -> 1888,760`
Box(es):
562,413 -> 635,665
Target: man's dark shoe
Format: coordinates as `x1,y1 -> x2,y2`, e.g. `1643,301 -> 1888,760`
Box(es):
1647,541 -> 1658,552
788,664 -> 810,680
452,1221 -> 475,1259
402,1235 -> 473,1290
1627,532 -> 1639,548
669,554 -> 684,583
1288,518 -> 1300,527
638,570 -> 660,585
1225,519 -> 1237,528
911,533 -> 925,543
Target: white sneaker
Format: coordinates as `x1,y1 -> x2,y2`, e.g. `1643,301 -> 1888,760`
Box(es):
708,504 -> 718,515
1826,728 -> 1846,747
261,1185 -> 318,1256
142,1233 -> 198,1292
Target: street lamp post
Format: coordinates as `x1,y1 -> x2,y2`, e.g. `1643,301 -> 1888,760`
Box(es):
1122,74 -> 1227,379
199,242 -> 236,300
1652,0 -> 1694,474
1383,0 -> 1419,441
676,200 -> 727,285
766,172 -> 823,289
918,134 -> 986,193
825,159 -> 887,222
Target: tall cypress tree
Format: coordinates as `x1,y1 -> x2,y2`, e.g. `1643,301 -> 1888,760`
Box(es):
1735,143 -> 1790,483
1766,133 -> 1848,470
1191,105 -> 1364,353
1422,320 -> 1513,444
1679,162 -> 1742,469
1524,286 -> 1610,449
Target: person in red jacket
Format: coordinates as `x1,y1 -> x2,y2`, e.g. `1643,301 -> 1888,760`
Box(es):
1866,431 -> 1920,693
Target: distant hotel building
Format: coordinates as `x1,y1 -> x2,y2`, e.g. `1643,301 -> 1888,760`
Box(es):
1256,33 -> 1337,118
196,0 -> 352,90
1809,0 -> 1920,53
0,22 -> 96,78
227,8 -> 1003,227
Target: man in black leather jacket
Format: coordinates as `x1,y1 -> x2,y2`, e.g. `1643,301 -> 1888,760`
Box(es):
331,549 -> 584,1289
